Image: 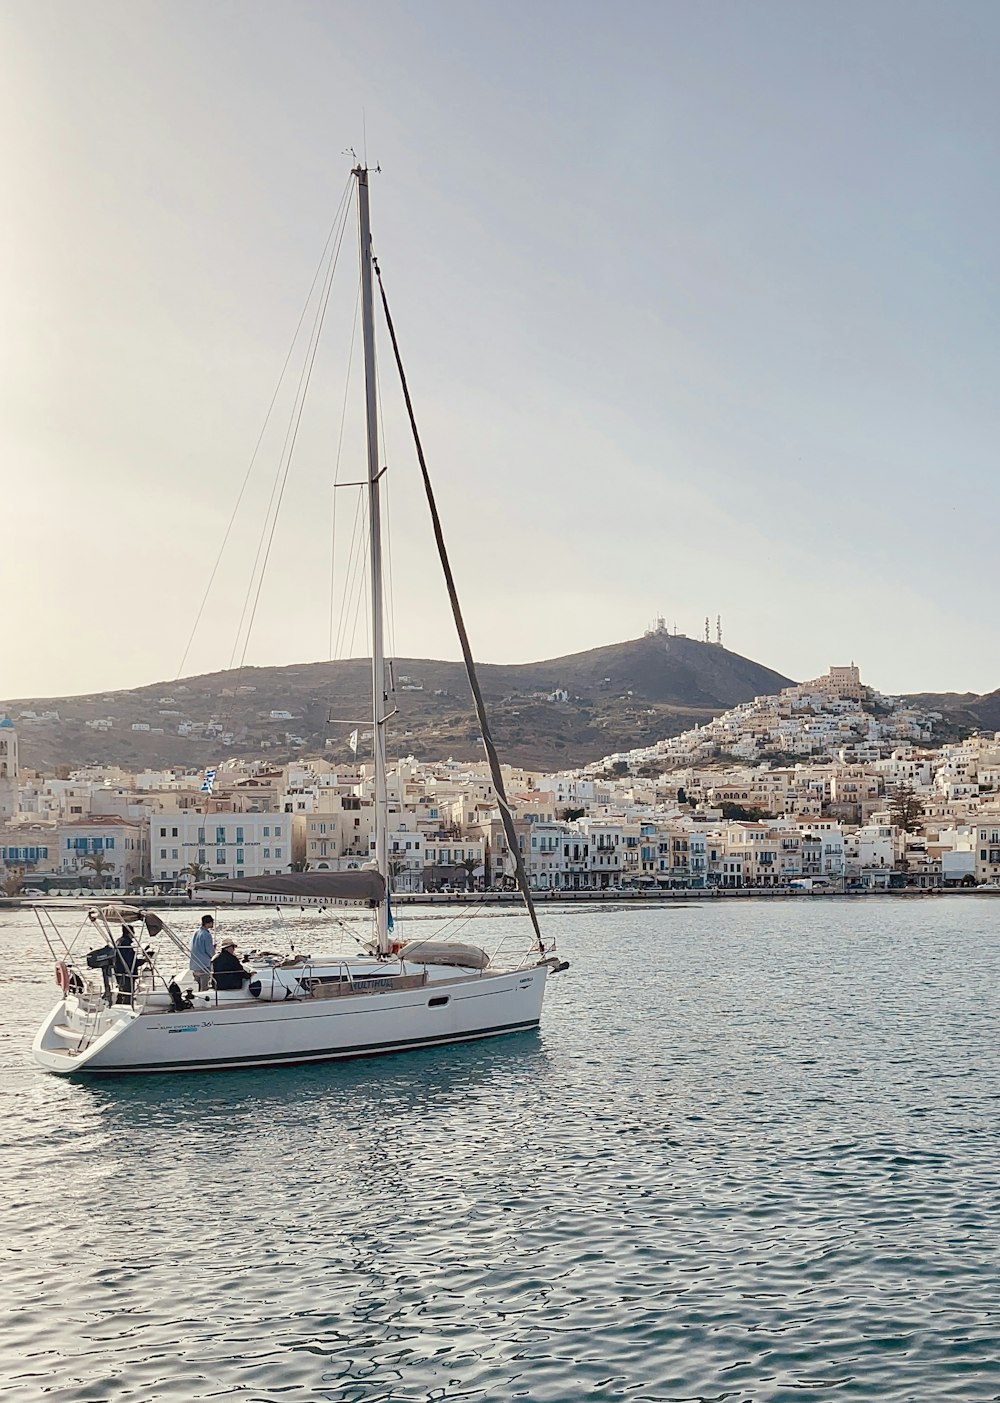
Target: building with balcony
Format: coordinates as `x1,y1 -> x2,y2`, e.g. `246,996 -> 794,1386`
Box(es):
58,817 -> 149,889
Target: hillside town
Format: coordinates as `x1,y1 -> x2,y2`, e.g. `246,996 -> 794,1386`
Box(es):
2,665 -> 1000,897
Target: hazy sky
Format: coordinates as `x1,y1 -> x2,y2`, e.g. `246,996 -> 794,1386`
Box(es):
3,0 -> 999,699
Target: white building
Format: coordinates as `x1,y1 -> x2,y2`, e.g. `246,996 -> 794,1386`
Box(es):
847,823 -> 899,875
525,822 -> 566,889
386,821 -> 425,891
150,812 -> 292,884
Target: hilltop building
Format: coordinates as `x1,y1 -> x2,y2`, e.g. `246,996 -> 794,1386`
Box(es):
796,665 -> 864,701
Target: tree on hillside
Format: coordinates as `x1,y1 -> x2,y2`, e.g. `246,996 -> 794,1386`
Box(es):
560,807 -> 586,822
720,803 -> 769,822
887,782 -> 925,833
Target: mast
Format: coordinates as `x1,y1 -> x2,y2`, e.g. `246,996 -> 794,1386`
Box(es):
354,165 -> 390,955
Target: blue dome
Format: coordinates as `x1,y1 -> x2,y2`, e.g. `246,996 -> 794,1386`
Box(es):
0,718 -> 13,728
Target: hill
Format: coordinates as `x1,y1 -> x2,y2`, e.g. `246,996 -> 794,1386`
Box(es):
898,692 -> 983,742
966,688 -> 1000,733
2,635 -> 795,774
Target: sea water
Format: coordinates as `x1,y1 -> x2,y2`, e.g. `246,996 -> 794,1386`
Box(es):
1,896 -> 998,1401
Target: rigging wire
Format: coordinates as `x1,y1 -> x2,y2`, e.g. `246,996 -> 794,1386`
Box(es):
230,223 -> 342,672
328,279 -> 362,660
175,175 -> 353,681
334,489 -> 368,662
230,190 -> 354,684
347,525 -> 370,662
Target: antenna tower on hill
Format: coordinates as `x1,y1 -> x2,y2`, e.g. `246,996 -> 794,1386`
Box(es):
716,615 -> 723,647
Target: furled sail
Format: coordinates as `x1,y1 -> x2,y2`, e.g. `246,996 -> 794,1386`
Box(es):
202,871 -> 386,903
374,260 -> 545,955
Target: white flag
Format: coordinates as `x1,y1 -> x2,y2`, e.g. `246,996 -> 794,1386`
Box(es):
348,729 -> 358,755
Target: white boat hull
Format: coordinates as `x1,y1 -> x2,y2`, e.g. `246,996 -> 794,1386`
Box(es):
32,964 -> 549,1076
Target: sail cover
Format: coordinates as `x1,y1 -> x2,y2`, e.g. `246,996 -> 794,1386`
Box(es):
201,871 -> 385,903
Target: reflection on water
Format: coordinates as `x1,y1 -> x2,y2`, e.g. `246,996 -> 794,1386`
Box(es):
2,899 -> 999,1401
77,1030 -> 548,1137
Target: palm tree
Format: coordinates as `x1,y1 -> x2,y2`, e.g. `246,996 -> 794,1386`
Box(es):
181,861 -> 209,885
83,852 -> 114,889
458,856 -> 480,891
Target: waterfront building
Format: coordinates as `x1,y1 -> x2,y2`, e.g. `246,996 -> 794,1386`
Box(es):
58,816 -> 149,889
724,823 -> 781,888
525,822 -> 566,890
386,822 -> 425,891
422,834 -> 485,890
580,819 -> 623,889
0,820 -> 58,877
150,812 -> 291,885
973,817 -> 1000,885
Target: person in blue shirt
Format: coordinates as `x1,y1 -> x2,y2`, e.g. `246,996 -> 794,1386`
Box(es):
190,914 -> 215,990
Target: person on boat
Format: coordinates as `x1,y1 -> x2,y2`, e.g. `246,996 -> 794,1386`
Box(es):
211,938 -> 252,992
113,926 -> 142,1002
190,914 -> 215,991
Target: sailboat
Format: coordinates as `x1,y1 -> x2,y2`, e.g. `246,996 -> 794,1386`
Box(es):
32,166 -> 567,1076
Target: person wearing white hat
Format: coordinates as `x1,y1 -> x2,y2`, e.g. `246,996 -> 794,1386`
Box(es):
211,937 -> 252,991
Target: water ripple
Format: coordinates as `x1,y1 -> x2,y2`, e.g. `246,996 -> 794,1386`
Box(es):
2,899 -> 999,1400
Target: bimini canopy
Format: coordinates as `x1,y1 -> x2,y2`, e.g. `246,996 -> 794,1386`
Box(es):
91,905 -> 167,936
201,871 -> 386,904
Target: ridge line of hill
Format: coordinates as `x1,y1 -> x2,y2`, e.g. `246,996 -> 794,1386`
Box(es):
2,635 -> 993,773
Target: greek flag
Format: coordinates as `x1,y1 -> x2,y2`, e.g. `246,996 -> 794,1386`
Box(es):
200,767 -> 217,794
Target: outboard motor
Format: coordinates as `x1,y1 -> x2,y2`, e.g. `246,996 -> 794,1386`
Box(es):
86,945 -> 117,1005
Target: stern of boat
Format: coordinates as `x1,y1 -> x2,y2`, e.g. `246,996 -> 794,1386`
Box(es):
32,995 -> 138,1075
